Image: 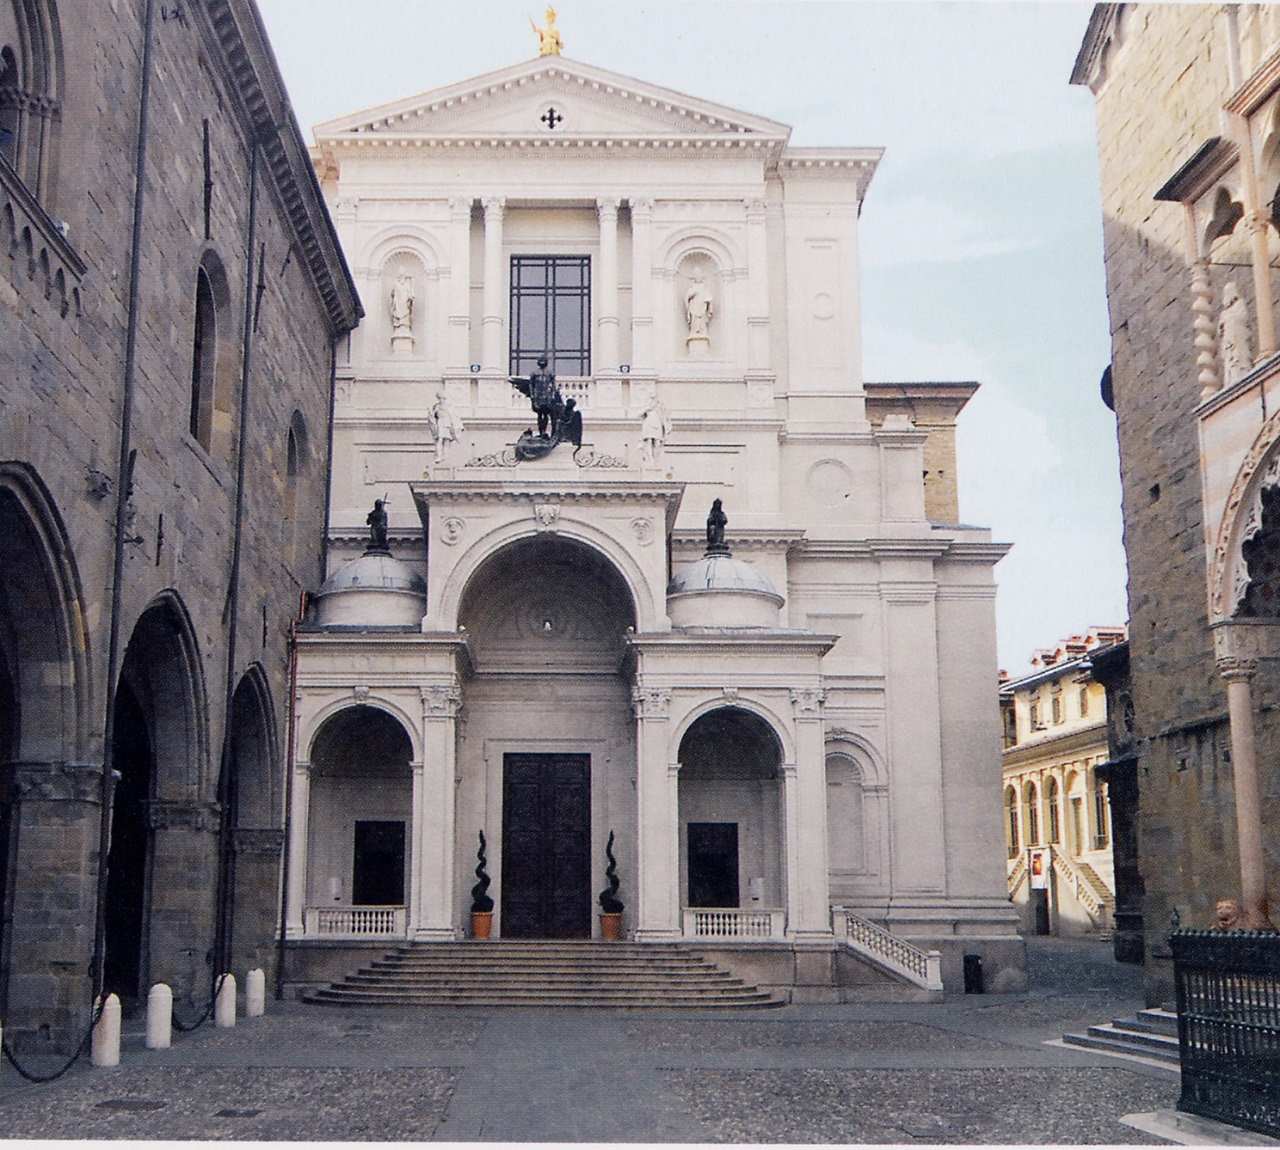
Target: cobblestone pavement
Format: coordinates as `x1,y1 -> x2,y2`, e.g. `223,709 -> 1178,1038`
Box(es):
0,937 -> 1183,1143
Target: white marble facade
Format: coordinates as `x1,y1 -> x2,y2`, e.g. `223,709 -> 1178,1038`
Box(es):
288,56 -> 1019,986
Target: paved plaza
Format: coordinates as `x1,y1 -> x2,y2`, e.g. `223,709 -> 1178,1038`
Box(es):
0,938 -> 1194,1143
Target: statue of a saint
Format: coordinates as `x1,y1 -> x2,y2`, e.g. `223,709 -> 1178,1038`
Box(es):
685,269 -> 714,344
639,391 -> 672,466
390,273 -> 413,340
1219,281 -> 1251,386
706,498 -> 728,554
366,499 -> 389,553
530,6 -> 563,56
510,354 -> 563,439
429,392 -> 462,464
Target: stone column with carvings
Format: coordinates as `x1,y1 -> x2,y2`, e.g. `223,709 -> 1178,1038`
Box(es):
447,196 -> 473,374
632,685 -> 679,940
284,760 -> 311,937
481,197 -> 506,377
629,197 -> 654,375
790,687 -> 833,941
1245,209 -> 1277,361
597,197 -> 620,374
1217,654 -> 1276,928
1191,255 -> 1221,400
414,680 -> 461,939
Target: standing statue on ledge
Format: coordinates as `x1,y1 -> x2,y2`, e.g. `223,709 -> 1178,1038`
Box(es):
639,390 -> 672,466
511,354 -> 562,439
1219,281 -> 1252,386
366,498 -> 389,553
706,498 -> 728,554
429,391 -> 462,464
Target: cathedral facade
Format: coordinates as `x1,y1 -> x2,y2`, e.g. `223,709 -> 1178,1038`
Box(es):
286,54 -> 1022,996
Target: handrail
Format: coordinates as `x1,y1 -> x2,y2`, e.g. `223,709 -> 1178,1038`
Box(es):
833,910 -> 943,991
1049,850 -> 1114,923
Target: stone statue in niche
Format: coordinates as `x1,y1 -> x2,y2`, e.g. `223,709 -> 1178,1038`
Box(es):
366,498 -> 390,553
429,391 -> 462,464
639,390 -> 672,466
1219,281 -> 1252,386
685,268 -> 714,354
706,498 -> 729,555
389,272 -> 414,351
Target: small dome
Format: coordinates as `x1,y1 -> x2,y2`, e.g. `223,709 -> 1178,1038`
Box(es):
316,551 -> 426,628
667,552 -> 783,628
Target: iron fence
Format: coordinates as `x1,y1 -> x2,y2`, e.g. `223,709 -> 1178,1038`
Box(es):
1171,929 -> 1280,1138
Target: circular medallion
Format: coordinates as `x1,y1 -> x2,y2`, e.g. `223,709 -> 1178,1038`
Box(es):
440,516 -> 466,545
632,517 -> 655,545
807,459 -> 853,507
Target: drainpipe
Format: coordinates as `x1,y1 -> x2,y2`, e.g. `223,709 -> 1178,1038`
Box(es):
275,591 -> 306,1000
213,134 -> 262,981
92,0 -> 157,1004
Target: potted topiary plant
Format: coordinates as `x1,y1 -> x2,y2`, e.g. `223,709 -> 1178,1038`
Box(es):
598,830 -> 624,940
471,830 -> 494,939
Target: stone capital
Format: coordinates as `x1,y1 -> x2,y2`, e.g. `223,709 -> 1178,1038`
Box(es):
631,686 -> 672,720
1218,655 -> 1259,680
232,827 -> 285,857
9,761 -> 105,805
482,196 -> 506,220
421,681 -> 462,717
597,196 -> 620,219
790,687 -> 826,716
150,799 -> 221,833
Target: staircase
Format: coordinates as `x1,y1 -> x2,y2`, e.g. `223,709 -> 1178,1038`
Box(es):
301,940 -> 786,1008
1062,1007 -> 1179,1065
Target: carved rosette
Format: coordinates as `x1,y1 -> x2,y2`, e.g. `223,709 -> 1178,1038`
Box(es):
631,686 -> 672,720
1192,258 -> 1220,399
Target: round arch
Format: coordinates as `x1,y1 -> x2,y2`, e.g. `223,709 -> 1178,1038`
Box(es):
303,695 -> 423,766
437,517 -> 653,632
824,727 -> 887,788
671,695 -> 795,767
658,227 -> 741,274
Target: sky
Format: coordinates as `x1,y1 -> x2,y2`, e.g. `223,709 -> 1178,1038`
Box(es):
256,0 -> 1127,672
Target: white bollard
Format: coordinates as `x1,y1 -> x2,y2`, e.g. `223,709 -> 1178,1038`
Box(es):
214,973 -> 236,1028
245,968 -> 265,1018
91,993 -> 120,1067
146,983 -> 172,1049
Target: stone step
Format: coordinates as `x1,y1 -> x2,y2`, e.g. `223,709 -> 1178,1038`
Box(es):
1061,1017 -> 1181,1066
303,940 -> 786,1009
1131,1008 -> 1179,1037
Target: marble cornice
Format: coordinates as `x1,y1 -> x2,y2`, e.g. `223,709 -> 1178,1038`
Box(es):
410,480 -> 684,505
671,528 -> 805,552
628,630 -> 836,656
1226,44 -> 1280,116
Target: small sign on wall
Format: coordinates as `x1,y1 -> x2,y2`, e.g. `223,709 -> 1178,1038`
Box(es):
1029,849 -> 1049,890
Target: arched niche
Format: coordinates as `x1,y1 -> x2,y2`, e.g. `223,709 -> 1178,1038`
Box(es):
677,706 -> 785,911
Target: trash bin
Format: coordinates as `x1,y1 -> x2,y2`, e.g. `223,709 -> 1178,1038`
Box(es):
963,953 -> 984,994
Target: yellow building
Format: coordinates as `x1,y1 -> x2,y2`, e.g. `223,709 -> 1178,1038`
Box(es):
1000,628 -> 1126,936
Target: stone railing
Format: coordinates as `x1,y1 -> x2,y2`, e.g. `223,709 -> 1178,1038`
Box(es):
833,909 -> 943,991
304,905 -> 406,937
1007,853 -> 1028,896
683,907 -> 786,940
509,375 -> 592,409
1049,850 -> 1113,925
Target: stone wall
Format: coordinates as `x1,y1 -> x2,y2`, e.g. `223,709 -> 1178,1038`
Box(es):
0,0 -> 357,1050
1079,3 -> 1279,1004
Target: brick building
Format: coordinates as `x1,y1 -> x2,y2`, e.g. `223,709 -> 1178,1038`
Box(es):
0,0 -> 359,1052
1073,4 -> 1280,1003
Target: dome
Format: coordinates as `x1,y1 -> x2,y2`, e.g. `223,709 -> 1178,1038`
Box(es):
315,551 -> 426,628
667,551 -> 784,628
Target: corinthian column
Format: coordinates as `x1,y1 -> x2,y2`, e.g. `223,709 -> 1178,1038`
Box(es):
481,197 -> 506,374
412,680 -> 462,939
597,197 -> 619,373
632,685 -> 679,941
1217,655 -> 1275,929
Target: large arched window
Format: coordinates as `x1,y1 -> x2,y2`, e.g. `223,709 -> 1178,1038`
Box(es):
1024,781 -> 1039,847
1046,776 -> 1061,844
1005,785 -> 1019,858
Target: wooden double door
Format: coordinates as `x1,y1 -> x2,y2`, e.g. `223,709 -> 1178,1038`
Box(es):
501,753 -> 592,938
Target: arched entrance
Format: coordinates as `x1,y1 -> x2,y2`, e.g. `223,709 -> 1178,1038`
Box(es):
0,465 -> 87,1026
218,667 -> 278,979
456,534 -> 637,938
105,595 -> 206,1006
678,707 -> 784,912
307,706 -> 412,919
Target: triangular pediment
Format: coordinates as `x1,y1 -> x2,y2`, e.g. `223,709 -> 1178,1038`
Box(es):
313,57 -> 792,144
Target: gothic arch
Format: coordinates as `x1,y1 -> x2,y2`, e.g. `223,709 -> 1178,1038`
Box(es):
1209,409 -> 1280,619
0,0 -> 62,201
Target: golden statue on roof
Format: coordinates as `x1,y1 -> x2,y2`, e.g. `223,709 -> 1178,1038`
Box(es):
531,6 -> 563,56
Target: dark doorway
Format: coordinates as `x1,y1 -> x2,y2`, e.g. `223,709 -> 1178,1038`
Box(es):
352,820 -> 405,906
104,679 -> 153,1004
0,647 -> 15,1013
688,822 -> 739,908
501,753 -> 591,938
1033,888 -> 1051,936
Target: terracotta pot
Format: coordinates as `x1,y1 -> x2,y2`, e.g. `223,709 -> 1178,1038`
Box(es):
472,910 -> 493,939
599,911 -> 622,941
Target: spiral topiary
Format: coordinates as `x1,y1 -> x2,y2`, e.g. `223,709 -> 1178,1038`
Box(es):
471,830 -> 493,913
598,830 -> 624,914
